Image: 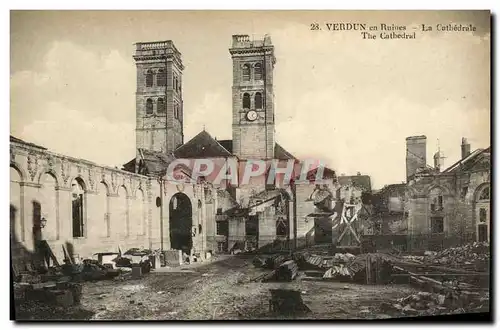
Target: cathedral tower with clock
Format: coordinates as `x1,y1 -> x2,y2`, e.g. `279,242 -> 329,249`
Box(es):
229,34 -> 276,160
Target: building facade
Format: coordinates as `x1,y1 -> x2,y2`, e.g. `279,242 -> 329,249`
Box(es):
405,136 -> 491,248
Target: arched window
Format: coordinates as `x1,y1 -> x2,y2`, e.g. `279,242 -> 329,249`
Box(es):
242,64 -> 250,81
255,92 -> 263,109
146,98 -> 153,114
157,69 -> 166,87
145,70 -> 154,87
242,93 -> 250,109
71,178 -> 86,238
174,104 -> 178,119
254,63 -> 263,80
157,98 -> 165,113
429,187 -> 444,212
478,185 -> 490,201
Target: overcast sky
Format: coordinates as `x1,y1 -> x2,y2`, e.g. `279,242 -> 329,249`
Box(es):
10,10 -> 490,189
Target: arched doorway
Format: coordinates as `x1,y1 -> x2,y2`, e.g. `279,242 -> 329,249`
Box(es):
169,193 -> 192,254
475,184 -> 490,242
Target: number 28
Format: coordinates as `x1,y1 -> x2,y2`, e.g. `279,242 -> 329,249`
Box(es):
310,23 -> 320,30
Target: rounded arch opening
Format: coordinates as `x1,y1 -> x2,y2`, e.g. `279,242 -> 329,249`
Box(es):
255,92 -> 263,109
242,93 -> 250,109
169,193 -> 193,254
475,183 -> 490,202
145,70 -> 154,87
157,98 -> 165,113
71,177 -> 87,238
157,68 -> 166,87
146,98 -> 154,114
474,183 -> 490,242
242,64 -> 250,81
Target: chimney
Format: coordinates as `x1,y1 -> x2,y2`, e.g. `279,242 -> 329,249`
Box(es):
461,137 -> 471,159
406,135 -> 427,182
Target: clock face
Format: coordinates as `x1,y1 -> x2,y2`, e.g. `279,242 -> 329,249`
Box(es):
246,110 -> 258,121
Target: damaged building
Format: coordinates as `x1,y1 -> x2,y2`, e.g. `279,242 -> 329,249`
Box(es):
406,137 -> 491,248
11,35 -> 377,269
370,135 -> 491,252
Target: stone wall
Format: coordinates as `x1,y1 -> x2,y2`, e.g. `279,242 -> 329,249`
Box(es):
10,139 -> 215,268
407,170 -> 490,243
10,140 -> 156,267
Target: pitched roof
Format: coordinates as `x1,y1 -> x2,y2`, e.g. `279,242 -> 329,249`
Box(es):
441,147 -> 491,173
216,139 -> 297,160
174,130 -> 232,158
274,143 -> 296,160
123,131 -> 299,176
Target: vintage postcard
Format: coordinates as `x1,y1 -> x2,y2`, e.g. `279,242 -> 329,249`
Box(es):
10,10 -> 491,321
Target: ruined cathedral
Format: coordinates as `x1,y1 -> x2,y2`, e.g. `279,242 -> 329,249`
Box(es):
11,35 -> 369,268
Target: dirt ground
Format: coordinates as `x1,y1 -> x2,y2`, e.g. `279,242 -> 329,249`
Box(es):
13,254 -> 488,320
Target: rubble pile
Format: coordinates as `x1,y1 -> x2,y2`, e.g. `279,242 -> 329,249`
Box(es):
323,264 -> 352,280
115,248 -> 154,275
424,242 -> 490,267
255,252 -> 390,284
13,244 -> 162,316
384,290 -> 490,316
264,254 -> 287,270
292,252 -> 355,270
401,255 -> 425,263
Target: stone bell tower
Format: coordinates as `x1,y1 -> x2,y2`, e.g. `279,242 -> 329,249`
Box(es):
229,34 -> 276,160
134,40 -> 184,159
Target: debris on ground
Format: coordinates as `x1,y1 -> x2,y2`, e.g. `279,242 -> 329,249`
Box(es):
323,264 -> 352,280
252,257 -> 265,268
264,254 -> 287,270
424,242 -> 490,270
114,248 -> 154,275
292,252 -> 356,270
384,289 -> 490,316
